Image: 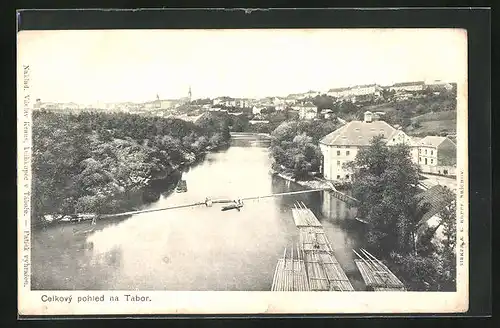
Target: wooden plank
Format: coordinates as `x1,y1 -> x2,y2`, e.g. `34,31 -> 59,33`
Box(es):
292,208 -> 322,228
293,204 -> 354,291
271,248 -> 310,291
354,259 -> 405,290
303,249 -> 353,292
358,249 -> 405,289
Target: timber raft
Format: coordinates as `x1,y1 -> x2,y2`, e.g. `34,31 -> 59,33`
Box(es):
272,202 -> 355,292
353,249 -> 406,291
271,246 -> 310,291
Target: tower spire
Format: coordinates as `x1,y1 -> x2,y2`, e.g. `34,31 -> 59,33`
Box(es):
188,85 -> 192,101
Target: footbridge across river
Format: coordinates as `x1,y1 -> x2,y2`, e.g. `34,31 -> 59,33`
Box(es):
65,186 -> 358,221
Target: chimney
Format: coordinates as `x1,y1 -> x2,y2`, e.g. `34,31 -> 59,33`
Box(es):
364,111 -> 373,123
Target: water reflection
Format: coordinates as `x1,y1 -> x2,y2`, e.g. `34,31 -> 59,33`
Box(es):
321,191 -> 357,221
32,133 -> 366,291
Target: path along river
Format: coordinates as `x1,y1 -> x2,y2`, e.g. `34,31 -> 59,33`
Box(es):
32,133 -> 367,291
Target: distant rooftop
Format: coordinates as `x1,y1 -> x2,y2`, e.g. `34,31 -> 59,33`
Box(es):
416,185 -> 451,225
419,136 -> 452,148
328,84 -> 378,93
320,120 -> 399,146
391,81 -> 425,87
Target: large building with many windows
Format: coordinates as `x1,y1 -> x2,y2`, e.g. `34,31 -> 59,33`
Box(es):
319,111 -> 417,181
319,111 -> 457,181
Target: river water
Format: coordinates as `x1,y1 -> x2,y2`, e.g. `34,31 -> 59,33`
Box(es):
32,133 -> 367,291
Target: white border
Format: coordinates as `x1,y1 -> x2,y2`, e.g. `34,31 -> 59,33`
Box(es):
17,28 -> 469,316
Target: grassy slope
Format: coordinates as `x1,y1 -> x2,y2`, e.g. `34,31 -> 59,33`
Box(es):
407,110 -> 457,137
362,99 -> 457,136
362,103 -> 397,113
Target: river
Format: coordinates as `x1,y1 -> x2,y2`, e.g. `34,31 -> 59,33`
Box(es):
32,132 -> 367,291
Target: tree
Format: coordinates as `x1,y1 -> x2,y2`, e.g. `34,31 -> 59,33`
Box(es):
390,252 -> 444,291
347,136 -> 421,254
434,187 -> 457,290
348,136 -> 458,291
31,110 -> 231,225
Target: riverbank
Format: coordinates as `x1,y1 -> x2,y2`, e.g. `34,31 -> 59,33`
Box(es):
31,137 -> 370,291
270,169 -> 352,191
34,145 -> 231,229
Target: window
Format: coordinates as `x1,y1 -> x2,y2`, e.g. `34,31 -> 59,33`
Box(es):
346,151 -> 350,156
337,161 -> 341,166
431,159 -> 433,164
419,149 -> 421,153
419,157 -> 422,162
431,150 -> 434,155
337,150 -> 341,156
346,174 -> 350,179
345,145 -> 350,149
336,175 -> 340,179
425,149 -> 427,154
393,138 -> 395,141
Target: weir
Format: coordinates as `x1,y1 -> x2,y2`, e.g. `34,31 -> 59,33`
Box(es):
52,188 -> 334,221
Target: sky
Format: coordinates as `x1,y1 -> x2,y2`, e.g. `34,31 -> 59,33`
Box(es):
17,29 -> 467,104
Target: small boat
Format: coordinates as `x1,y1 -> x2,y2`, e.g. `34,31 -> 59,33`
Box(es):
221,200 -> 244,212
176,179 -> 188,193
354,217 -> 369,224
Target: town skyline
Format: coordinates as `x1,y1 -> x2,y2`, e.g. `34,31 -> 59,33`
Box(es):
33,79 -> 457,107
18,29 -> 467,104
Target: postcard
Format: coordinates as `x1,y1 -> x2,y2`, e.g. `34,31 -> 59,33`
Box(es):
17,27 -> 468,316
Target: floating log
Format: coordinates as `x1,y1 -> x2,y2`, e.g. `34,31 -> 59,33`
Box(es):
303,249 -> 354,291
292,202 -> 322,228
353,249 -> 406,291
271,247 -> 310,291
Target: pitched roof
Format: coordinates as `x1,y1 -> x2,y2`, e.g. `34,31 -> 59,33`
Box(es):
410,136 -> 423,146
300,102 -> 316,108
392,81 -> 425,87
328,84 -> 378,93
328,87 -> 351,92
319,120 -> 398,146
416,185 -> 451,225
419,136 -> 449,148
354,83 -> 378,88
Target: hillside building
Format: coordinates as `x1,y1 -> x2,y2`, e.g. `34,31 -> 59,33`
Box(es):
417,136 -> 457,175
327,84 -> 382,100
389,81 -> 425,92
296,102 -> 318,120
319,111 -> 418,181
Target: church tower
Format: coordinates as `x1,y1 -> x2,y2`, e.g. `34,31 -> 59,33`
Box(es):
188,85 -> 192,102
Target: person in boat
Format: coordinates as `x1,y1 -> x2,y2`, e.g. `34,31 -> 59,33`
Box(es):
205,197 -> 213,207
221,199 -> 244,211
